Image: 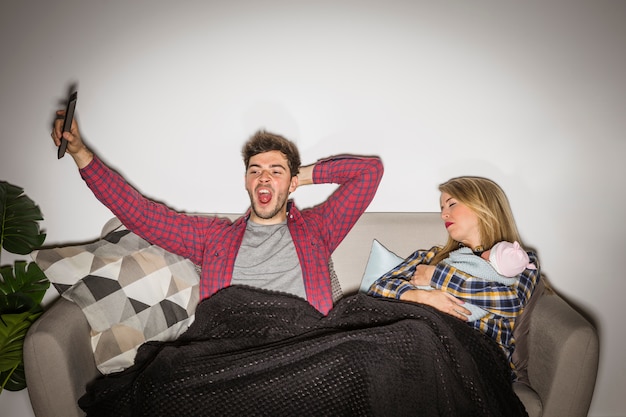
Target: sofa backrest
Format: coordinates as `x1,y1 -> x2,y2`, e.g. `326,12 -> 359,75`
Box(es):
103,212 -> 447,296
333,212 -> 446,294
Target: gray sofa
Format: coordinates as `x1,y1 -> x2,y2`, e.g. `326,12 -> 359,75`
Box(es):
24,212 -> 599,417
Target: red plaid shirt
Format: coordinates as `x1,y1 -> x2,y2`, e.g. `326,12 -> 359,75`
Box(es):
81,155 -> 383,314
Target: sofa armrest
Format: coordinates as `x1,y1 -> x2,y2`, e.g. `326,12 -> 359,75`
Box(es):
24,297 -> 100,417
527,291 -> 599,417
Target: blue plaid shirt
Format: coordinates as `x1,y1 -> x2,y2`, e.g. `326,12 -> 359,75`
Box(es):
367,245 -> 540,361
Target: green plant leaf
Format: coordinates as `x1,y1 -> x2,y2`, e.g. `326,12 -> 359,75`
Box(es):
0,261 -> 49,313
0,293 -> 36,317
0,311 -> 39,393
0,182 -> 47,394
0,311 -> 39,369
0,181 -> 46,256
0,362 -> 26,392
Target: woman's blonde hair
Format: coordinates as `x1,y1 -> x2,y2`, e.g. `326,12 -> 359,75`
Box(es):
432,176 -> 522,264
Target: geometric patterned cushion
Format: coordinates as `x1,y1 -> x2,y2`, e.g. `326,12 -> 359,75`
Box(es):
327,257 -> 343,304
31,227 -> 200,374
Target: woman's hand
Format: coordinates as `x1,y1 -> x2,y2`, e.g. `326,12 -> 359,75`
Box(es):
409,264 -> 436,286
400,288 -> 471,321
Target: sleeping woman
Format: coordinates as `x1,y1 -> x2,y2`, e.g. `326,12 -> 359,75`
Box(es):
367,176 -> 541,371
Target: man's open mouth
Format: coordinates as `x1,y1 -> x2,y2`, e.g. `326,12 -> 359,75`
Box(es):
257,188 -> 272,204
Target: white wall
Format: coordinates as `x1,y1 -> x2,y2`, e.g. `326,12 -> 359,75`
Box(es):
1,1 -> 624,416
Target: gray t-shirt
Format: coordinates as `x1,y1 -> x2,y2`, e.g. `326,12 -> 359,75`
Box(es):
231,220 -> 306,299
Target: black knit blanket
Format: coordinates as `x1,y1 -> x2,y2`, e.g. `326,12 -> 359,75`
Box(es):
79,286 -> 528,417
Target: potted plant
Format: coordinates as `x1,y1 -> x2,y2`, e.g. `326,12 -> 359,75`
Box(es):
0,181 -> 48,394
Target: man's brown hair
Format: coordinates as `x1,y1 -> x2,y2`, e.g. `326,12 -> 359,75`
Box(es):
242,130 -> 301,177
